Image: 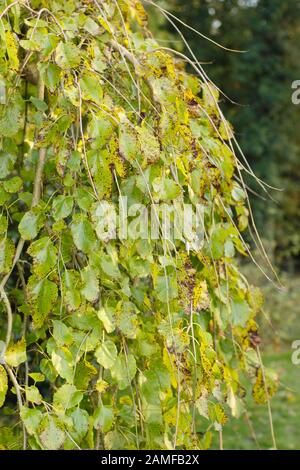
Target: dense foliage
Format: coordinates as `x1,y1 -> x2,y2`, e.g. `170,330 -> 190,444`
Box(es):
0,0 -> 277,450
156,0 -> 300,265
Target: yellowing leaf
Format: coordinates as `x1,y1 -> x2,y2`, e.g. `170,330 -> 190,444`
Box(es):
27,237 -> 57,277
5,337 -> 27,367
62,270 -> 82,311
93,405 -> 114,432
19,210 -> 44,240
79,72 -> 103,104
39,418 -> 65,450
25,385 -> 42,404
27,276 -> 58,327
52,195 -> 74,220
52,320 -> 73,346
0,365 -> 8,407
95,340 -> 117,369
53,384 -> 83,410
20,406 -> 43,435
55,41 -> 81,69
51,348 -> 73,383
5,31 -> 19,70
81,266 -> 99,302
111,354 -> 136,390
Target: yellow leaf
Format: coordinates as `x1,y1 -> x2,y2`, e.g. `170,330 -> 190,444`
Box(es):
5,31 -> 19,70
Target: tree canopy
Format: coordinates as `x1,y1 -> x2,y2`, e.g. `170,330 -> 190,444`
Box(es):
0,0 -> 277,450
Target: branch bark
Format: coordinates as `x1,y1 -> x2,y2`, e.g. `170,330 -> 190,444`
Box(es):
0,66 -> 46,451
0,69 -> 46,291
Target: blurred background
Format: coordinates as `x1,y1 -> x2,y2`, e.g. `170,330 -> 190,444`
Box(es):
147,0 -> 300,450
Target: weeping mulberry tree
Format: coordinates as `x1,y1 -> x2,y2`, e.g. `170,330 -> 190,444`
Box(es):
0,0 -> 277,450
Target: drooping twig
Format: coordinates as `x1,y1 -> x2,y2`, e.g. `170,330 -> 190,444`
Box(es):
256,346 -> 277,450
0,65 -> 47,291
0,63 -> 47,451
5,364 -> 27,450
31,77 -> 47,207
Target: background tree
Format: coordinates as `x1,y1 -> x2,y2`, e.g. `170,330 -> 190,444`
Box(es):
153,0 -> 300,267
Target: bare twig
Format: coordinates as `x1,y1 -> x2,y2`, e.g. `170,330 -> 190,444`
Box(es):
0,285 -> 13,350
5,364 -> 27,450
256,346 -> 277,450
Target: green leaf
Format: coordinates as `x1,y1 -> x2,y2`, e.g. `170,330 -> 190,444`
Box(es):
28,372 -> 45,383
19,39 -> 41,51
83,17 -> 100,35
74,187 -> 94,211
137,126 -> 160,165
52,195 -> 73,220
0,215 -> 8,235
0,187 -> 10,206
104,430 -> 126,450
93,405 -> 114,433
117,301 -> 138,339
95,340 -> 117,369
62,270 -> 81,310
81,266 -> 99,302
0,152 -> 16,179
88,116 -> 113,145
27,276 -> 58,327
87,150 -> 112,199
55,41 -> 81,69
39,63 -> 61,91
51,348 -> 74,383
52,320 -> 73,346
67,151 -> 81,172
3,176 -> 22,193
5,31 -> 19,69
19,210 -> 44,240
156,273 -> 178,302
100,254 -> 121,279
0,99 -> 21,136
27,237 -> 57,277
97,306 -> 116,333
211,226 -> 227,260
25,385 -> 42,404
40,358 -> 57,382
0,238 -> 15,275
224,239 -> 235,258
79,72 -> 103,104
154,177 -> 181,201
69,408 -> 89,440
231,297 -> 251,327
41,34 -> 59,58
20,406 -> 43,435
111,354 -> 136,390
39,417 -> 65,450
0,365 -> 8,407
232,183 -> 246,202
30,96 -> 48,112
5,337 -> 27,367
71,215 -> 96,253
119,122 -> 139,164
74,360 -> 97,391
139,370 -> 161,405
53,384 -> 83,410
